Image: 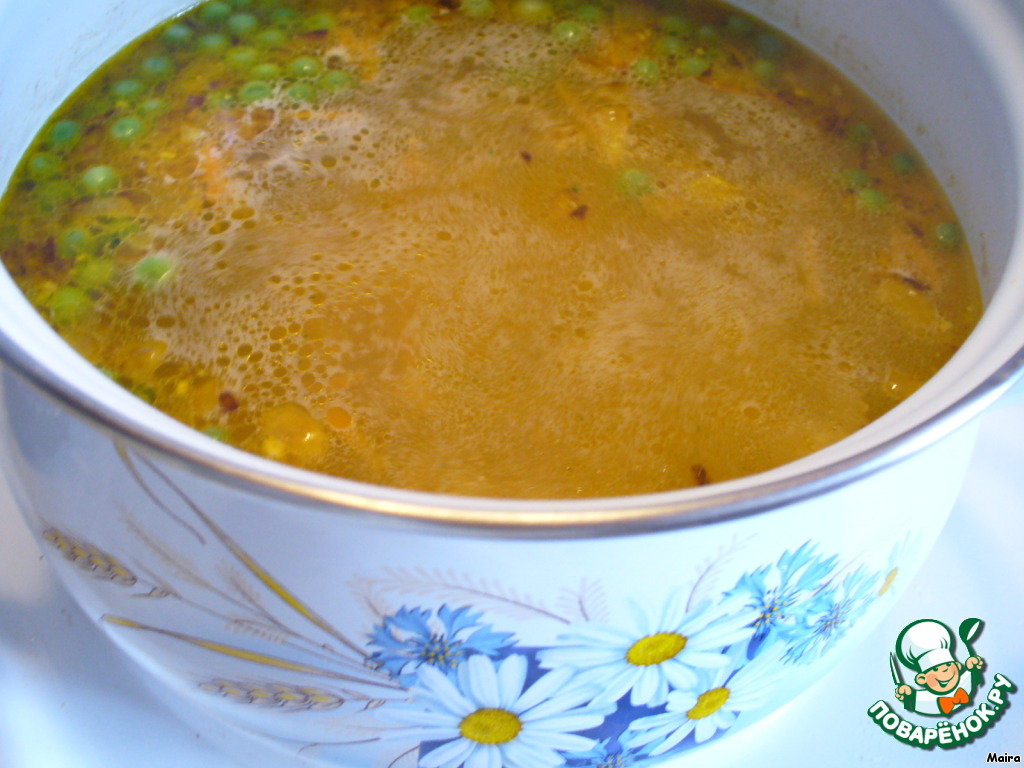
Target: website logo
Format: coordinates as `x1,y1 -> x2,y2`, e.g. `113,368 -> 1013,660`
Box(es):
867,618 -> 1016,750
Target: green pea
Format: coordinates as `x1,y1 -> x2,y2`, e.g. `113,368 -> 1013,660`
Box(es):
553,21 -> 585,45
227,12 -> 258,36
890,151 -> 919,175
225,45 -> 259,69
141,55 -> 174,79
256,28 -> 287,48
49,120 -> 81,149
289,56 -> 321,78
203,426 -> 229,442
725,15 -> 755,37
201,1 -> 232,25
856,187 -> 888,212
133,252 -> 175,288
632,58 -> 660,83
109,117 -> 144,142
752,58 -> 779,85
81,165 -> 120,196
112,79 -> 144,100
321,70 -> 356,91
461,0 -> 495,19
80,98 -> 115,120
73,257 -> 119,290
935,222 -> 964,250
681,56 -> 709,77
48,286 -> 93,324
697,24 -> 720,42
847,121 -> 874,144
658,14 -> 694,37
512,0 -> 553,24
239,80 -> 273,102
0,226 -> 14,254
271,8 -> 299,26
838,168 -> 873,191
57,228 -> 95,259
198,33 -> 231,52
755,32 -> 785,60
207,90 -> 237,109
287,82 -> 316,103
94,218 -> 138,252
163,23 -> 194,46
658,36 -> 686,57
617,168 -> 655,198
131,383 -> 158,404
575,5 -> 605,24
140,97 -> 168,115
34,180 -> 76,213
404,5 -> 434,24
302,12 -> 334,32
28,152 -> 60,181
251,63 -> 283,80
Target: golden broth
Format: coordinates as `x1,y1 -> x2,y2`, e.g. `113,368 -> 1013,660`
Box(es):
0,0 -> 982,498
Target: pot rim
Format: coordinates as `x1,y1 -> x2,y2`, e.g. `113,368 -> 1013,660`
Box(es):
2,0 -> 1024,538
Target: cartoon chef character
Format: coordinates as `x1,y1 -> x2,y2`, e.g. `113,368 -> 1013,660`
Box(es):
894,619 -> 984,716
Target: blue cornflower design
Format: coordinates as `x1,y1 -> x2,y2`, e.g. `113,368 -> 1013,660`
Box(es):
783,566 -> 879,664
368,604 -> 516,683
566,738 -> 646,768
727,541 -> 837,649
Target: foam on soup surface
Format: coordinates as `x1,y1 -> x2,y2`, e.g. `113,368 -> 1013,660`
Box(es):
0,0 -> 982,498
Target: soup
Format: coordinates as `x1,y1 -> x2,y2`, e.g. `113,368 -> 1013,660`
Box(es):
0,0 -> 982,498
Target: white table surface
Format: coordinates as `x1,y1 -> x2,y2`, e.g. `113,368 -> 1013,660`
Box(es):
1,403 -> 1023,767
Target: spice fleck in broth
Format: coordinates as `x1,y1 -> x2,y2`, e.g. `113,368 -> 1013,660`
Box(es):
0,0 -> 982,498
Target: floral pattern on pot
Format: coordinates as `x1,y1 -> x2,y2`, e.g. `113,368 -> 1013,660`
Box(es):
37,445 -> 924,767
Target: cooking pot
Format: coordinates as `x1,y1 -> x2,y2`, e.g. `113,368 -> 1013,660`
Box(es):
2,0 -> 1024,765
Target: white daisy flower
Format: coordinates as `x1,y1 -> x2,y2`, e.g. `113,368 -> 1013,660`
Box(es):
625,647 -> 785,754
386,654 -> 609,768
538,596 -> 757,708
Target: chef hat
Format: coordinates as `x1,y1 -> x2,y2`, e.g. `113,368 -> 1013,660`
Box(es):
896,619 -> 956,673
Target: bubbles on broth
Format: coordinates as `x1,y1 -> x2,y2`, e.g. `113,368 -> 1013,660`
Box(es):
0,0 -> 982,498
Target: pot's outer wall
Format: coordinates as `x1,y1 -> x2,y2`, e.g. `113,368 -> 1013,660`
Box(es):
0,367 -> 981,763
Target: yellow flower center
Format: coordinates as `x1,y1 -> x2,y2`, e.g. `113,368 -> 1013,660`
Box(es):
686,686 -> 731,720
879,567 -> 898,595
459,708 -> 523,745
626,631 -> 687,666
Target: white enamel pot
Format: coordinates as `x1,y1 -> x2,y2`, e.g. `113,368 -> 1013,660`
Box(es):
2,0 -> 1024,766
